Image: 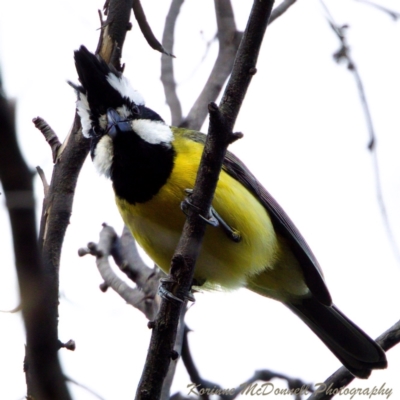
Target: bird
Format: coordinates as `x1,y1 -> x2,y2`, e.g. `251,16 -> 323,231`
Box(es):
72,45 -> 387,379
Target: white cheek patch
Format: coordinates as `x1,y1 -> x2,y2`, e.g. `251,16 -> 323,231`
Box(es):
106,73 -> 145,106
93,135 -> 113,177
131,119 -> 174,146
76,93 -> 92,138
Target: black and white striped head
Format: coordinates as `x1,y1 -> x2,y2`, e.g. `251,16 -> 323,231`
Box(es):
72,46 -> 174,179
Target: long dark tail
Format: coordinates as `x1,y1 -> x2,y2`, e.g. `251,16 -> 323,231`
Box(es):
287,297 -> 387,378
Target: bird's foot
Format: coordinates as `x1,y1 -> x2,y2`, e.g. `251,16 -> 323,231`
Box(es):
181,189 -> 241,242
158,278 -> 196,303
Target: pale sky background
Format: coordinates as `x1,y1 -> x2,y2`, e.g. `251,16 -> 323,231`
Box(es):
1,0 -> 400,399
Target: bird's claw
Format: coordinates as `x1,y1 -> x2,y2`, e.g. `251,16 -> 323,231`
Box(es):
181,189 -> 241,243
158,278 -> 196,303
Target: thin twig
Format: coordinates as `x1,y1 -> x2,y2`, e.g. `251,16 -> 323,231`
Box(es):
36,166 -> 49,197
97,9 -> 105,27
355,0 -> 400,20
321,1 -> 400,264
36,165 -> 50,254
136,1 -> 275,398
161,0 -> 184,125
181,325 -> 221,400
182,326 -> 313,400
133,0 -> 174,57
181,0 -> 242,131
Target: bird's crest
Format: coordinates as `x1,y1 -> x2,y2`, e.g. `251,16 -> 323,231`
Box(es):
71,46 -> 145,138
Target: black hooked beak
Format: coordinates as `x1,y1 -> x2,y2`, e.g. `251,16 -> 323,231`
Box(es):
106,108 -> 132,138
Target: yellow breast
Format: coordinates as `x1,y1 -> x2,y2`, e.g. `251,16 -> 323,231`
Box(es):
116,135 -> 279,290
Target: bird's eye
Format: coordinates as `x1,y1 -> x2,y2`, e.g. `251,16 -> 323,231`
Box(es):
130,102 -> 140,116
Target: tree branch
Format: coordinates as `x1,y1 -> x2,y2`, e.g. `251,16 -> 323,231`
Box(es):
181,0 -> 242,131
82,223 -> 189,399
162,0 -> 297,131
135,1 -> 275,399
0,81 -> 71,399
133,0 -> 174,56
79,224 -> 162,320
161,0 -> 184,126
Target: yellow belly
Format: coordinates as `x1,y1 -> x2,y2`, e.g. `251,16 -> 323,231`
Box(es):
116,136 -> 279,290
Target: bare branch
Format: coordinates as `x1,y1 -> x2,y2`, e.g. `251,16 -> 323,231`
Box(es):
181,0 -> 242,131
164,0 -> 296,130
133,0 -> 174,56
36,165 -> 51,252
219,0 -> 273,128
136,2 -> 275,398
36,166 -> 49,197
80,224 -> 161,320
83,224 -> 183,398
0,77 -> 71,399
161,0 -> 184,125
307,320 -> 400,400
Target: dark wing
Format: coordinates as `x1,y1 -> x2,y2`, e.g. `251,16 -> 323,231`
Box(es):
223,150 -> 332,306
